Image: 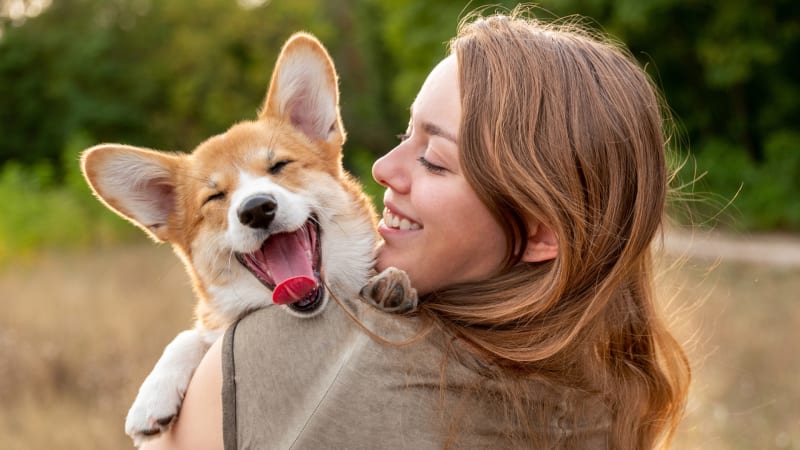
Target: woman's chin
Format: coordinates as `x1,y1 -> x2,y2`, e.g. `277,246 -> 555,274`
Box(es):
374,257 -> 424,296
375,243 -> 404,270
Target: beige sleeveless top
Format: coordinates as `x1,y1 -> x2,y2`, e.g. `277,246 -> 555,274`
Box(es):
221,302 -> 610,449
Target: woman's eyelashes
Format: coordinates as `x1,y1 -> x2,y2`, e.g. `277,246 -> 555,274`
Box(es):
417,156 -> 446,174
397,130 -> 448,174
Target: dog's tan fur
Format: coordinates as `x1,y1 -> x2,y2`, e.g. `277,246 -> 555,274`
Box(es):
82,33 -> 378,445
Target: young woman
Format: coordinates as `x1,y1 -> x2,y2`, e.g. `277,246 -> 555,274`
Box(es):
145,10 -> 689,450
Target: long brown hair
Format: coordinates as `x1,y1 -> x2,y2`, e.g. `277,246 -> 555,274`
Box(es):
417,9 -> 690,448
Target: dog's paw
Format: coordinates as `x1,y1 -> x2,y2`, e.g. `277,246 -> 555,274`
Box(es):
360,267 -> 418,313
125,378 -> 184,446
123,329 -> 209,446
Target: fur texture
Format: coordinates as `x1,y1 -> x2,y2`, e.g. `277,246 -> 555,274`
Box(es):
81,33 -> 377,445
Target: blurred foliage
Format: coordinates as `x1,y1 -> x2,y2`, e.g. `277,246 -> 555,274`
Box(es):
0,0 -> 798,257
0,132 -> 137,263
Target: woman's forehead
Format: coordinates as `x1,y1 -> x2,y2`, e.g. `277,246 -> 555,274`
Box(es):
410,56 -> 460,139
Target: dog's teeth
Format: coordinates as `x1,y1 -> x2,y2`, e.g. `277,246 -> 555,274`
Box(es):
399,219 -> 411,231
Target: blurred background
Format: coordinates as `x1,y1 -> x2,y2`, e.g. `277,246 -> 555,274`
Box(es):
0,0 -> 797,448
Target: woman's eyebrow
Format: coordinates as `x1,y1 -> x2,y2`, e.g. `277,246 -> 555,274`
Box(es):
408,104 -> 458,144
421,121 -> 458,144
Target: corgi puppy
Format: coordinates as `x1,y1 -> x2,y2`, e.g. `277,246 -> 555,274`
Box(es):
81,33 -> 379,446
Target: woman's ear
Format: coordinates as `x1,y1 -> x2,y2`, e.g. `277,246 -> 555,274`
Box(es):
522,221 -> 558,263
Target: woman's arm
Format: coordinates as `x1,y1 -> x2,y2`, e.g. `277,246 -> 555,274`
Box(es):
140,336 -> 225,450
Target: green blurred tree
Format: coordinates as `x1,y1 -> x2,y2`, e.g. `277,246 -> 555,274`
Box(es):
0,0 -> 798,230
540,0 -> 800,228
0,0 -> 397,166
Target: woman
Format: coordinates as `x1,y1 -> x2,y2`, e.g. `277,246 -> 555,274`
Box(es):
145,10 -> 689,449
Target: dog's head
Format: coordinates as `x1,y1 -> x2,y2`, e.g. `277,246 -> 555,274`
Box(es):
81,33 -> 376,323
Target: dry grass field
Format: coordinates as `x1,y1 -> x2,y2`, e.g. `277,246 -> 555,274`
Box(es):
1,237 -> 798,449
0,244 -> 195,450
661,256 -> 800,449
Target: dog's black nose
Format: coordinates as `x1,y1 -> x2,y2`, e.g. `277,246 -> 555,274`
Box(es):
238,194 -> 277,229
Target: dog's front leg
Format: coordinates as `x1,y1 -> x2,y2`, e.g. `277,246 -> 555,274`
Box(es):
125,328 -> 218,446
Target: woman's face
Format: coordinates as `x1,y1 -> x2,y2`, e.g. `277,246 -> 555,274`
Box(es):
372,56 -> 507,295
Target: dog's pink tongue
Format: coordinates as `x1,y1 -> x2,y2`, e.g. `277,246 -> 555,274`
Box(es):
273,276 -> 317,305
262,231 -> 318,305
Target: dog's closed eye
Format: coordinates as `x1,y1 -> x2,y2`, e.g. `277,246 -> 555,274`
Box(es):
269,160 -> 293,175
203,192 -> 226,205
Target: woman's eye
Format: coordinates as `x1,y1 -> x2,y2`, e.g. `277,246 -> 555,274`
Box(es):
417,156 -> 446,174
396,133 -> 411,142
269,160 -> 293,175
204,192 -> 225,205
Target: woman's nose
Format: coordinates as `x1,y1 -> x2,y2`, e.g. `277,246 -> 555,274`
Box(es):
372,144 -> 410,193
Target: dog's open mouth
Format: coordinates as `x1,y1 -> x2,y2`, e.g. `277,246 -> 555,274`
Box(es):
235,220 -> 324,313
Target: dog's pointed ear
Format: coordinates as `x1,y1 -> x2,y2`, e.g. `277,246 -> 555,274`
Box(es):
81,144 -> 182,242
261,32 -> 344,146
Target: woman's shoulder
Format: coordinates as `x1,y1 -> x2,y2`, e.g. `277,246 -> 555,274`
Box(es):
223,303 -> 484,448
223,303 -> 610,448
224,300 -> 478,387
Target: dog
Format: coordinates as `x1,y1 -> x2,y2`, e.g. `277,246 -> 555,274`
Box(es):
81,32 -> 414,446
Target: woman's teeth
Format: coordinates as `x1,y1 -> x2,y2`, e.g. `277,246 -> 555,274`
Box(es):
384,210 -> 421,231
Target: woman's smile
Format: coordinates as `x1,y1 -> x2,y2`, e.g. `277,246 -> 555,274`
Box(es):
380,207 -> 422,232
